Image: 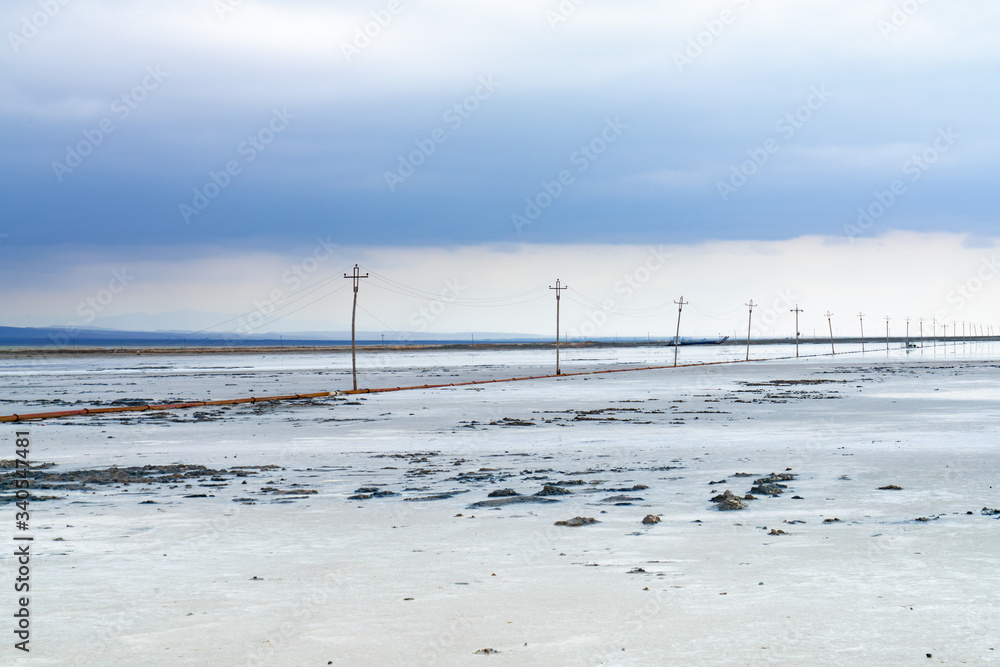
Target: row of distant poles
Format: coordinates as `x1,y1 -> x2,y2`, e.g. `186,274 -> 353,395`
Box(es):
632,294 -> 994,366
747,302 -> 994,359
343,268 -> 994,388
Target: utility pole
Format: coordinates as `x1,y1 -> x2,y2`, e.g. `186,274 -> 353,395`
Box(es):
858,312 -> 866,353
343,264 -> 369,390
919,318 -> 924,348
550,279 -> 568,375
825,311 -> 835,355
673,296 -> 688,367
791,305 -> 803,357
885,316 -> 891,352
905,317 -> 911,348
745,300 -> 756,361
933,318 -> 937,349
943,323 -> 948,349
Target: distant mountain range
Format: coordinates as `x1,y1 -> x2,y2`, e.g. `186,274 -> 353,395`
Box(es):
0,325 -> 548,347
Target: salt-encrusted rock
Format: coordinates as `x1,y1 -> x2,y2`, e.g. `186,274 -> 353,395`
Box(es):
554,516 -> 598,526
711,490 -> 747,511
641,514 -> 661,525
535,485 -> 570,496
750,483 -> 786,496
602,495 -> 643,503
487,488 -> 518,497
756,473 -> 796,484
470,495 -> 558,508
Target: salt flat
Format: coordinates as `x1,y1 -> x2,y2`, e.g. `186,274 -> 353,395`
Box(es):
1,345 -> 998,666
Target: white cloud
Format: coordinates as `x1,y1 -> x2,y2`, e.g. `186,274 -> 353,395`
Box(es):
4,231 -> 999,338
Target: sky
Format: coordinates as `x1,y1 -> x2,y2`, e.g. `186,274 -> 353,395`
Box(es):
1,0 -> 998,337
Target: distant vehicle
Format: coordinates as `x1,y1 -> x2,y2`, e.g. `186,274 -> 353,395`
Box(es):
666,336 -> 730,346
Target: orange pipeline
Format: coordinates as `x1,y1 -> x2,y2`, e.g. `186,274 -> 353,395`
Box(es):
0,348 -> 862,423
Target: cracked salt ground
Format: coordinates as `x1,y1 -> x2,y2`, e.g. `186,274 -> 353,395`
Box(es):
1,347 -> 998,664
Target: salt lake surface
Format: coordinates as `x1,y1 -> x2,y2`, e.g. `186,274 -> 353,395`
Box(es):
1,343 -> 998,665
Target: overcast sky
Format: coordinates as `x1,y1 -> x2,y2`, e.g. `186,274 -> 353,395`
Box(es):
2,1 -> 997,336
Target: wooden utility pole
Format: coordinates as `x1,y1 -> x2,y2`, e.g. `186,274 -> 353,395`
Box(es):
550,279 -> 568,375
745,300 -> 756,361
885,316 -> 891,352
825,311 -> 835,355
343,264 -> 369,390
673,296 -> 688,367
791,305 -> 803,357
933,318 -> 937,349
919,317 -> 924,348
858,312 -> 865,353
905,317 -> 911,348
